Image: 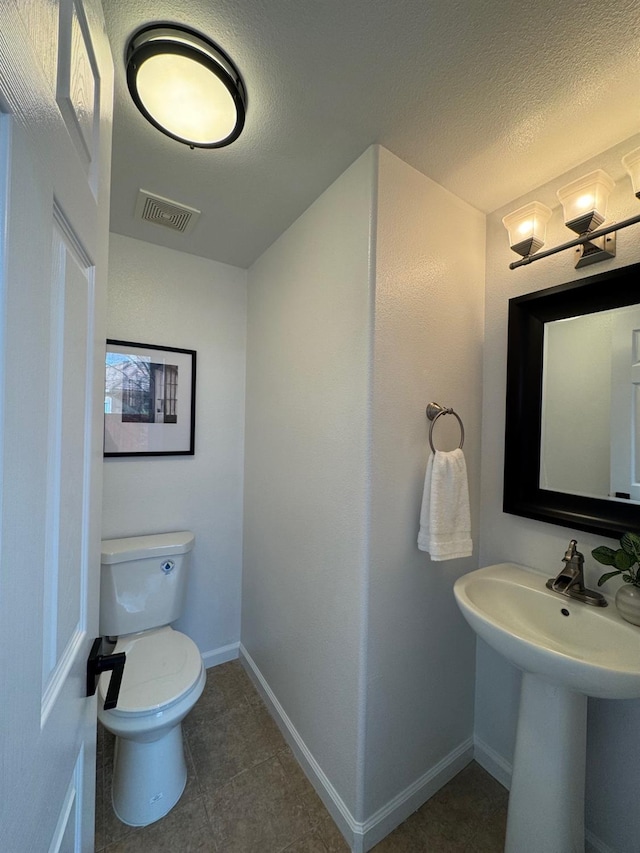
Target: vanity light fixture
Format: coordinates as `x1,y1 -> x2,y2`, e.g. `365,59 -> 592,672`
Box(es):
126,24 -> 247,149
504,152 -> 640,270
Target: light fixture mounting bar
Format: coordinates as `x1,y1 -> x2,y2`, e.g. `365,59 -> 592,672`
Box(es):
509,212 -> 640,270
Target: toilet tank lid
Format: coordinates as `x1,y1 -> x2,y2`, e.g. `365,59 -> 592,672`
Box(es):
101,531 -> 195,565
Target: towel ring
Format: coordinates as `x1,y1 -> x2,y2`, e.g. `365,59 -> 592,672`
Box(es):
426,402 -> 465,453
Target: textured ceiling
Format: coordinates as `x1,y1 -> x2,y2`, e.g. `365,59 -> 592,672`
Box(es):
103,0 -> 640,269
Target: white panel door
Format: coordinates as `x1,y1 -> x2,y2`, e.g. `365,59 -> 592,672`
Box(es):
0,1 -> 112,850
610,306 -> 640,502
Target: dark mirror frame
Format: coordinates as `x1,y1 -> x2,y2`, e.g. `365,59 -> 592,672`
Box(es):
504,261 -> 640,540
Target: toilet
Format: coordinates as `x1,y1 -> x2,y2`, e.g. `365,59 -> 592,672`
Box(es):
98,531 -> 206,827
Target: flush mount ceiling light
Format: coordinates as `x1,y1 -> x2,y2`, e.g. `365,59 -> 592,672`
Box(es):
126,24 -> 247,148
503,150 -> 640,270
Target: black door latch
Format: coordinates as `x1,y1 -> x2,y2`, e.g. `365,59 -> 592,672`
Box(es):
86,637 -> 126,710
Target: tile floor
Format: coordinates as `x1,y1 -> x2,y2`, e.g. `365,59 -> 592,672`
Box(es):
95,659 -> 508,852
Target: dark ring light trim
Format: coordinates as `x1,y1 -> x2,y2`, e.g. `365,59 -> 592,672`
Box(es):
126,24 -> 247,148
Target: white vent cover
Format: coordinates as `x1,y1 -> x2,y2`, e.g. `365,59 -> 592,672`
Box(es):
135,190 -> 201,235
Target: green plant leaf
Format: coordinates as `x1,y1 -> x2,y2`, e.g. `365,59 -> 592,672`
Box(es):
621,532 -> 640,561
614,549 -> 635,570
592,546 -> 617,566
597,569 -> 622,586
623,574 -> 634,583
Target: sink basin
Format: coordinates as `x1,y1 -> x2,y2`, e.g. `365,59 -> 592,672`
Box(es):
454,562 -> 640,853
454,562 -> 640,699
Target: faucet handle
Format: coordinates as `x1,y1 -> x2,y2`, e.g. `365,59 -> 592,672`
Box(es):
563,539 -> 581,562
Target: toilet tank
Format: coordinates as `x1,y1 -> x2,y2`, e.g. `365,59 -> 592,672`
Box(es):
100,531 -> 195,636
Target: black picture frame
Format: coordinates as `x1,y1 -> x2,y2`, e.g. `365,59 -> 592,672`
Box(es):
504,262 -> 640,539
104,339 -> 196,457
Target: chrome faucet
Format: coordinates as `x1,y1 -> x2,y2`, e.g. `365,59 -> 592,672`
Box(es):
546,539 -> 608,607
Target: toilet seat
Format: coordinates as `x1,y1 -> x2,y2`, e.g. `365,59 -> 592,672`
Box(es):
99,626 -> 203,716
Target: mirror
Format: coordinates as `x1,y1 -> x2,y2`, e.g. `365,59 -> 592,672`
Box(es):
504,261 -> 640,538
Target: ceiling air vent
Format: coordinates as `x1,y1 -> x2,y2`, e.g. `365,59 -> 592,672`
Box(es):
135,190 -> 201,235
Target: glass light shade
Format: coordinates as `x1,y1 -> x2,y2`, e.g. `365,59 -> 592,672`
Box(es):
502,202 -> 553,257
556,170 -> 615,235
126,25 -> 246,148
135,54 -> 237,145
622,147 -> 640,198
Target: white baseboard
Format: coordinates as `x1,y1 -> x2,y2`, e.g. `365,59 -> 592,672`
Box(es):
585,830 -> 616,853
358,737 -> 474,851
239,644 -> 359,848
202,652 -> 614,853
201,641 -> 239,669
239,643 -> 474,853
473,735 -> 512,790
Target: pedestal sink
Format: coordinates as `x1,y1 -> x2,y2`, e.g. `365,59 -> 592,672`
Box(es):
454,563 -> 640,853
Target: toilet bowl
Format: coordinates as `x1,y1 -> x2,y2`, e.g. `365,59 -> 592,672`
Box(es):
98,532 -> 206,827
98,626 -> 206,826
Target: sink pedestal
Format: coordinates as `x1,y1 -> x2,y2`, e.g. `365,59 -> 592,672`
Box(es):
506,672 -> 587,853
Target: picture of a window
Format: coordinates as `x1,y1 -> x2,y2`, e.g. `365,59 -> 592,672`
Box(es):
163,364 -> 178,423
121,361 -> 179,424
108,358 -> 179,424
104,340 -> 196,456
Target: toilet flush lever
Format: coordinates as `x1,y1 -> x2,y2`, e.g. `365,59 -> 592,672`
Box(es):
86,638 -> 126,711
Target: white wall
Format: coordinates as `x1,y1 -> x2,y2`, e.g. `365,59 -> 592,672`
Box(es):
102,233 -> 247,661
480,133 -> 640,851
243,145 -> 485,847
243,148 -> 375,817
363,147 -> 484,817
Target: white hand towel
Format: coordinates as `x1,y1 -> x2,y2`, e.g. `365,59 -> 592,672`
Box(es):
417,448 -> 472,560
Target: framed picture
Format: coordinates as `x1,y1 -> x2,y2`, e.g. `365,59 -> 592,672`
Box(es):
104,340 -> 196,456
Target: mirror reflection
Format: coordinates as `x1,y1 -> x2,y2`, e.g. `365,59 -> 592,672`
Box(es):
504,261 -> 640,538
541,304 -> 640,503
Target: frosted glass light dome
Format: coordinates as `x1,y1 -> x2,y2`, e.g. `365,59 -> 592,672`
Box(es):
556,170 -> 614,235
622,147 -> 640,198
126,24 -> 247,148
502,201 -> 552,257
